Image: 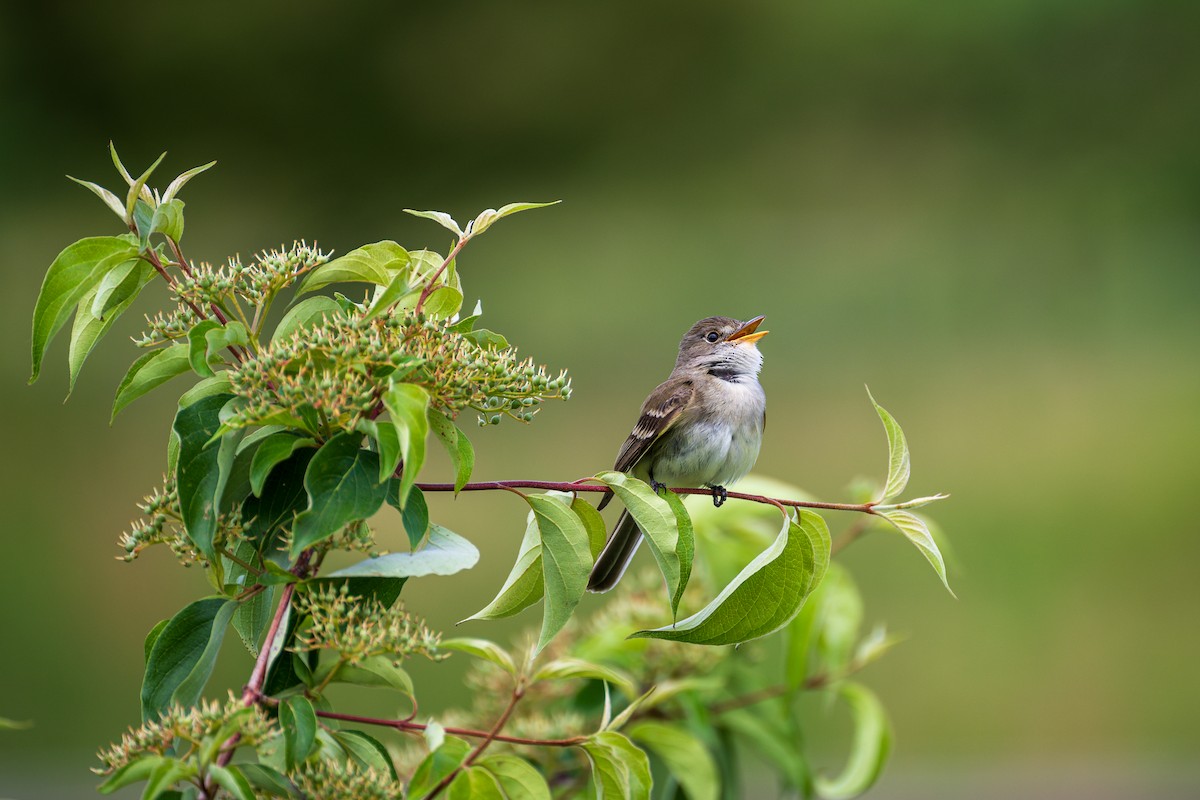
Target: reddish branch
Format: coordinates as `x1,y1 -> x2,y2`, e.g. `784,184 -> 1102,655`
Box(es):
413,235 -> 471,314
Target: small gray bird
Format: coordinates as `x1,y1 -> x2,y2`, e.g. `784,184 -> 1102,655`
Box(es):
586,315 -> 768,593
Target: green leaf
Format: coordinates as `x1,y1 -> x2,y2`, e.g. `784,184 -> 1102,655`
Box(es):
250,433 -> 317,497
465,500 -> 545,622
236,764 -> 292,797
150,199 -> 186,243
140,597 -> 237,721
336,730 -> 398,778
627,722 -> 718,800
582,730 -> 652,799
807,562 -> 863,681
362,269 -> 412,321
720,710 -> 807,789
124,151 -> 166,221
98,755 -> 169,793
400,485 -> 429,549
463,328 -> 509,350
290,432 -> 389,559
596,471 -> 691,619
173,394 -> 237,562
572,495 -> 609,558
280,695 -> 318,770
867,388 -> 910,501
143,619 -> 169,664
632,511 -> 830,646
67,175 -> 126,220
448,767 -> 505,800
358,419 -> 402,484
271,295 -> 343,343
408,735 -> 472,798
440,638 -> 518,678
414,284 -> 464,319
477,754 -> 551,800
328,524 -> 478,578
533,657 -> 635,695
161,160 -> 216,203
188,320 -> 247,378
68,259 -> 155,393
112,344 -> 192,420
660,490 -> 695,620
876,509 -> 954,595
403,208 -> 465,238
296,240 -> 408,295
242,447 -> 315,547
528,494 -> 592,653
140,757 -> 194,800
813,682 -> 892,799
233,584 -> 275,658
428,408 -> 475,493
206,765 -> 255,800
89,256 -> 140,317
469,201 -> 560,237
382,381 -> 431,508
30,236 -> 138,383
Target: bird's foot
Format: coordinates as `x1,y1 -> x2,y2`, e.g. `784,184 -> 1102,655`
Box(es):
710,485 -> 728,507
650,479 -> 668,495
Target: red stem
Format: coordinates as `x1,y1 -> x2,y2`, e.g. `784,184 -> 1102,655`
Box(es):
413,236 -> 470,314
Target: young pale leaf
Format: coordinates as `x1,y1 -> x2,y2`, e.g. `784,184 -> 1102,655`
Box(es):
596,471 -> 688,617
161,160 -> 216,203
425,721 -> 446,752
124,151 -> 166,221
280,695 -> 318,770
112,344 -> 192,420
627,722 -> 719,800
867,388 -> 910,501
477,755 -> 552,800
533,657 -> 635,695
68,259 -> 155,392
174,394 -> 238,562
428,408 -> 475,492
582,730 -> 652,799
296,240 -> 407,295
30,236 -> 139,383
271,295 -> 343,342
469,201 -> 560,238
876,509 -> 954,595
403,208 -> 465,239
320,655 -> 414,696
328,524 -> 479,578
632,511 -> 830,646
464,500 -> 546,622
408,736 -> 472,798
140,597 -> 237,721
206,765 -> 255,800
290,433 -> 389,558
67,175 -> 126,220
813,682 -> 893,799
383,380 -> 431,507
249,433 -> 317,497
448,767 -> 506,800
528,494 -> 592,653
440,638 -> 518,678
150,199 -> 186,243
336,730 -> 398,778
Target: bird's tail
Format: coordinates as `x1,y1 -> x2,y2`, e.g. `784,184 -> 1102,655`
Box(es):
587,510 -> 643,593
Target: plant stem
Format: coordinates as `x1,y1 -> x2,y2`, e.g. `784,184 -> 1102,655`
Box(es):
414,235 -> 470,314
424,683 -> 526,798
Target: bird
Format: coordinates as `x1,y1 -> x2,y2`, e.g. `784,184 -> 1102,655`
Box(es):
586,315 -> 768,593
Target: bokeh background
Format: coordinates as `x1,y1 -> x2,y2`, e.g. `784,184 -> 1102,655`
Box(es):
2,1 -> 1198,797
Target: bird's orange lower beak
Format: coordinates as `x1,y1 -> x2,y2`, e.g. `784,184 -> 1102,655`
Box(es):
728,315 -> 768,345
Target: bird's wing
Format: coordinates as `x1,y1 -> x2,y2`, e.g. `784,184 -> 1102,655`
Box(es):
613,376 -> 695,474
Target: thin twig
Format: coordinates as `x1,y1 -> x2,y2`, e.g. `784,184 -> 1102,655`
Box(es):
425,685 -> 526,798
414,235 -> 470,314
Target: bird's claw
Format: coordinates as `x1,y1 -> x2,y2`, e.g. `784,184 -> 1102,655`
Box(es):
650,480 -> 667,495
711,485 -> 728,507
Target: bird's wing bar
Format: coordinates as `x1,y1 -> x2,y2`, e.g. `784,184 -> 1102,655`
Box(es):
613,377 -> 694,474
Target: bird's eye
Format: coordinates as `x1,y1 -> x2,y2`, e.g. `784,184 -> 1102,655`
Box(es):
705,331 -> 720,343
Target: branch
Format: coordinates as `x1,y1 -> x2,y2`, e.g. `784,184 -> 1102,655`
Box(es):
425,684 -> 526,798
413,235 -> 470,314
415,479 -> 880,516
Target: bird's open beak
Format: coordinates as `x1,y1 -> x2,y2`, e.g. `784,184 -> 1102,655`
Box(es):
728,315 -> 768,345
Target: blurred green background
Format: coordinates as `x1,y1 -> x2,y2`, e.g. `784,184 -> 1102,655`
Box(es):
2,1 -> 1198,797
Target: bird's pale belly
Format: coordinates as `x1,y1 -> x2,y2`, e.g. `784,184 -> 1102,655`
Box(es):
637,416 -> 763,489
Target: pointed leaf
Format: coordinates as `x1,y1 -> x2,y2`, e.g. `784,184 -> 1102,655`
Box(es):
67,175 -> 126,219
465,503 -> 544,622
383,381 -> 430,508
30,236 -> 138,382
477,754 -> 551,800
408,736 -> 472,798
358,419 -> 401,483
533,657 -> 635,695
469,201 -> 560,237
440,638 -> 518,678
140,597 -> 237,721
813,682 -> 892,799
249,433 -> 317,496
628,722 -> 718,800
290,433 -> 389,558
335,730 -> 398,778
124,151 -> 166,221
111,345 -> 192,419
237,764 -> 291,797
328,524 -> 479,578
448,767 -> 505,800
876,509 -> 954,595
206,765 -> 255,800
295,240 -> 408,295
867,388 -> 910,501
582,730 -> 652,799
403,208 -> 465,238
68,259 -> 154,392
632,511 -> 830,646
528,494 -> 591,653
173,394 -> 239,562
428,408 -> 475,493
571,495 -> 609,558
280,695 -> 317,770
399,485 -> 429,548
321,655 -> 413,696
162,160 -> 216,203
150,198 -> 186,243
97,755 -> 169,793
660,490 -> 695,620
271,295 -> 343,342
597,472 -> 689,618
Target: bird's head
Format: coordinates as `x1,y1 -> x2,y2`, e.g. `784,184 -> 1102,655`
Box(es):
675,315 -> 768,379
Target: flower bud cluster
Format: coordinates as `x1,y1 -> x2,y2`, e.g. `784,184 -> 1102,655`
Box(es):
117,477 -> 245,567
135,302 -> 204,347
224,309 -> 570,433
95,692 -> 272,774
292,584 -> 444,665
289,759 -> 405,800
